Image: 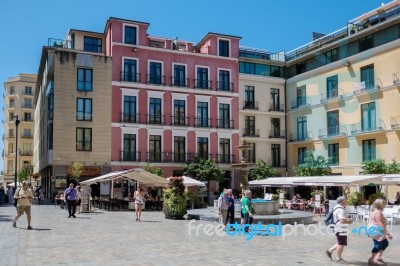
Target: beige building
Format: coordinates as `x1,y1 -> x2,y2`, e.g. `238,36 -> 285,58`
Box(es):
285,1 -> 400,197
2,74 -> 36,184
238,48 -> 286,175
34,30 -> 112,196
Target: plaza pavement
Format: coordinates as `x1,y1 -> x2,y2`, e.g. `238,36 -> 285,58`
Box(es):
0,204 -> 400,266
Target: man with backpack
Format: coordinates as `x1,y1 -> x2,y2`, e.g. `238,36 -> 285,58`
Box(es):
325,196 -> 353,263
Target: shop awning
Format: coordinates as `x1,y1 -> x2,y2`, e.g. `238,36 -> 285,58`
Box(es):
249,177 -> 314,187
167,176 -> 206,187
291,175 -> 383,186
80,170 -> 131,185
382,174 -> 400,183
122,168 -> 169,187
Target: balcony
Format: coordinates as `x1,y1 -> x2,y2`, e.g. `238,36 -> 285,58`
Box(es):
217,119 -> 234,129
5,134 -> 15,139
20,151 -> 33,156
243,101 -> 259,110
121,72 -> 140,83
170,116 -> 190,127
171,77 -> 190,88
146,114 -> 165,125
215,154 -> 236,164
147,152 -> 164,162
268,130 -> 285,139
242,128 -> 260,138
353,79 -> 383,95
318,126 -> 347,139
194,117 -> 212,128
173,153 -> 187,163
290,97 -> 312,110
194,80 -> 212,90
320,89 -> 344,103
47,38 -> 72,48
217,82 -> 234,92
390,116 -> 400,129
288,132 -> 313,142
239,47 -> 285,62
147,74 -> 166,86
350,120 -> 386,135
22,104 -> 34,109
23,91 -> 33,96
21,134 -> 33,139
269,103 -> 285,112
7,103 -> 15,109
268,160 -> 286,168
121,113 -> 140,123
120,151 -> 141,162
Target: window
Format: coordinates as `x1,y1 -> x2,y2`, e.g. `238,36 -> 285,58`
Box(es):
123,96 -> 137,123
48,93 -> 54,120
8,143 -> 14,153
196,67 -> 209,89
359,35 -> 373,52
9,99 -> 15,108
245,116 -> 256,136
197,137 -> 208,159
123,59 -> 137,82
124,26 -> 137,45
361,102 -> 376,131
328,143 -> 339,165
173,65 -> 186,87
22,143 -> 32,155
218,70 -> 230,91
149,62 -> 162,84
9,112 -> 14,121
219,40 -> 229,57
23,99 -> 32,108
8,129 -> 14,138
23,129 -> 31,138
9,86 -> 15,94
239,62 -> 255,74
123,134 -> 136,161
48,124 -> 53,149
326,75 -> 338,99
196,102 -> 209,127
149,98 -> 162,124
362,139 -> 376,161
270,88 -> 280,111
270,66 -> 281,77
218,103 -> 230,128
327,110 -> 339,136
271,118 -> 281,138
361,64 -> 375,89
77,98 -> 92,121
174,136 -> 185,162
296,62 -> 306,74
298,147 -> 307,165
76,128 -> 92,151
77,68 -> 93,91
149,135 -> 162,162
7,160 -> 14,173
219,138 -> 230,163
247,143 -> 256,163
297,117 -> 307,140
84,36 -> 102,52
296,85 -> 307,107
325,48 -> 338,63
24,113 -> 32,121
173,100 -> 185,126
24,86 -> 32,95
271,144 -> 281,167
244,86 -> 255,108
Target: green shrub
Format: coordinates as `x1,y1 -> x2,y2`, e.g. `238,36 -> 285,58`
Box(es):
347,192 -> 365,206
163,176 -> 187,219
368,192 -> 387,205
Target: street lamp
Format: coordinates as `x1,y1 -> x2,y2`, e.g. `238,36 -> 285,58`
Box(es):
14,115 -> 20,190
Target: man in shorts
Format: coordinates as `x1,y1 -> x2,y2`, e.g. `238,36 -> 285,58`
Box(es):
13,181 -> 34,230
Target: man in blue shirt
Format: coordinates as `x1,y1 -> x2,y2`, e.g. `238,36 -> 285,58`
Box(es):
226,189 -> 235,225
64,183 -> 78,218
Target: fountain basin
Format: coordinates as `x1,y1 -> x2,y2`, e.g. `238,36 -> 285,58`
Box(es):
234,199 -> 279,215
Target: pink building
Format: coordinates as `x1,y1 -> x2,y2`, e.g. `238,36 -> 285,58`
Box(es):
104,18 -> 240,181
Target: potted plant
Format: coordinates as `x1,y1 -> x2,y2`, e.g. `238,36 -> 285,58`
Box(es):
347,192 -> 364,206
163,176 -> 187,219
368,192 -> 386,204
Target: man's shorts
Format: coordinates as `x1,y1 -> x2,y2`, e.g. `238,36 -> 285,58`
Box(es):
17,206 -> 31,216
335,232 -> 347,246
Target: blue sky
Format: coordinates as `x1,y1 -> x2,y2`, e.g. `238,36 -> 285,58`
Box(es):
0,0 -> 387,172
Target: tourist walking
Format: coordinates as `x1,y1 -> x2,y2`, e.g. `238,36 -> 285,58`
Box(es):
217,189 -> 228,226
226,189 -> 235,225
325,196 -> 353,263
0,187 -> 6,205
12,181 -> 34,229
64,183 -> 78,218
134,187 -> 144,221
76,186 -> 82,214
7,186 -> 14,205
367,198 -> 392,265
241,190 -> 253,231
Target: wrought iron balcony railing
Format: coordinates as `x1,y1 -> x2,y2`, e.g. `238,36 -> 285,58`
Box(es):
146,114 -> 165,125
353,79 -> 383,94
170,116 -> 190,127
121,113 -> 140,123
350,119 -> 385,135
269,103 -> 285,112
318,126 -> 347,139
290,97 -> 312,110
217,119 -> 234,129
268,160 -> 286,168
147,74 -> 166,85
391,116 -> 400,129
121,72 -> 140,83
120,151 -> 141,162
194,117 -> 212,128
268,130 -> 285,139
243,101 -> 259,110
288,132 -> 313,142
194,80 -> 212,90
215,154 -> 236,164
171,77 -> 190,88
243,128 -> 260,137
217,82 -> 234,92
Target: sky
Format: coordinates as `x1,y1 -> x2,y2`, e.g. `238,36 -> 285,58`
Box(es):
0,0 -> 388,172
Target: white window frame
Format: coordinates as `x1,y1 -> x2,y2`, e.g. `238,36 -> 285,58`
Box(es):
195,65 -> 210,87
217,37 -> 231,57
121,88 -> 139,118
195,95 -> 211,120
148,60 -> 164,83
172,62 -> 188,86
217,67 -> 232,90
217,97 -> 232,121
122,56 -> 139,77
121,127 -> 139,156
195,132 -> 210,155
123,23 -> 138,45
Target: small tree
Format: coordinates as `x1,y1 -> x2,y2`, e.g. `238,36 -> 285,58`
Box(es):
386,160 -> 400,174
18,164 -> 33,182
361,159 -> 387,174
295,152 -> 331,176
70,162 -> 84,181
248,159 -> 275,180
163,176 -> 187,219
144,163 -> 163,176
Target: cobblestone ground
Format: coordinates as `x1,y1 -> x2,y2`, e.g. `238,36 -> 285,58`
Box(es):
1,204 -> 399,266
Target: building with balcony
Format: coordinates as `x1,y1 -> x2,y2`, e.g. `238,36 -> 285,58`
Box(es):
2,74 -> 36,184
34,31 -> 112,196
286,0 -> 400,177
104,18 -> 240,185
238,48 -> 286,174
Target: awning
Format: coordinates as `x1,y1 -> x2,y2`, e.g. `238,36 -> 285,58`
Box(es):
122,168 -> 169,187
292,175 -> 383,186
80,170 -> 132,185
249,177 -> 314,187
167,176 -> 206,187
382,174 -> 400,183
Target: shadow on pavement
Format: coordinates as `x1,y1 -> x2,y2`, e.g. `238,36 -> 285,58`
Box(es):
347,261 -> 400,266
33,228 -> 52,231
138,221 -> 161,223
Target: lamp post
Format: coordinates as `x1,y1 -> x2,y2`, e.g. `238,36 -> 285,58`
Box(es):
14,115 -> 20,190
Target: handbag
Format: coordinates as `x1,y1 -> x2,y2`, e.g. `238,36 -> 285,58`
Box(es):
13,188 -> 21,208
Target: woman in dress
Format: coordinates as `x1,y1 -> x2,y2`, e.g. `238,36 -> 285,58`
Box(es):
367,198 -> 392,265
134,187 -> 144,221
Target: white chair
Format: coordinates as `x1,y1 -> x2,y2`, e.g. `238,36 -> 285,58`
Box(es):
384,208 -> 400,226
362,208 -> 371,223
313,201 -> 323,215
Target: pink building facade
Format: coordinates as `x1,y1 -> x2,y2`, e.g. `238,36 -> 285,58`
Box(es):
104,18 -> 240,179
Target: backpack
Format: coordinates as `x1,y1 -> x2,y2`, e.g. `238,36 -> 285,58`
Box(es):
324,206 -> 344,225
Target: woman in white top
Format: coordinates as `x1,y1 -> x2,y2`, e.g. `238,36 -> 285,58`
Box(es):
134,187 -> 144,221
367,198 -> 392,265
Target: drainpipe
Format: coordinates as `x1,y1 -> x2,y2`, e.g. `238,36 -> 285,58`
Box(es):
284,67 -> 288,176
